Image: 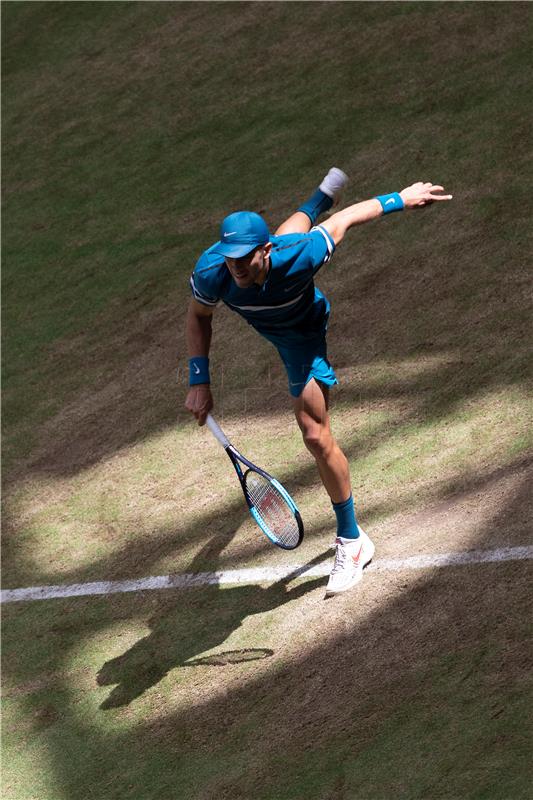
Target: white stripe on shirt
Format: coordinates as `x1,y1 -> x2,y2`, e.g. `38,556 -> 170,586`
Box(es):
226,292 -> 305,312
310,225 -> 334,260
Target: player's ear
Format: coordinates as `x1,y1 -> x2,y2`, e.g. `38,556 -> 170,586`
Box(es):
263,242 -> 273,257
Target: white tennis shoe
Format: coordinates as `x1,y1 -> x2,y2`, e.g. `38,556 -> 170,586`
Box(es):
325,529 -> 375,597
319,167 -> 349,200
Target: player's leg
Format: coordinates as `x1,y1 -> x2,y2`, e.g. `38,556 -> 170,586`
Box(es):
292,378 -> 352,503
274,167 -> 348,236
274,210 -> 314,237
292,378 -> 374,596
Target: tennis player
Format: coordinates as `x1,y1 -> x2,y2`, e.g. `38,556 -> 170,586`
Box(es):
185,170 -> 452,595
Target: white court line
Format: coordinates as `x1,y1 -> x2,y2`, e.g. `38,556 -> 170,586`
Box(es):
1,545 -> 532,604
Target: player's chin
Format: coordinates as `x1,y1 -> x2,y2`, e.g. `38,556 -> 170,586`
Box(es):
233,274 -> 253,287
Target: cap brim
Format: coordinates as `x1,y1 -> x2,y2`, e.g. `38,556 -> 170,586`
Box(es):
211,241 -> 260,259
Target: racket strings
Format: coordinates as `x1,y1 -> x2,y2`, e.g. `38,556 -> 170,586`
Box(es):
244,471 -> 300,548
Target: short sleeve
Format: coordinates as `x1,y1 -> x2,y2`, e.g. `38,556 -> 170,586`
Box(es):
269,227 -> 336,281
307,225 -> 335,273
189,272 -> 219,307
190,249 -> 225,306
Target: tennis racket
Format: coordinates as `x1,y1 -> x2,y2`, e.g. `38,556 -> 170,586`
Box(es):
206,414 -> 304,550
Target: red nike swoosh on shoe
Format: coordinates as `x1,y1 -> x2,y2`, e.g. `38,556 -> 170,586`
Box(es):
352,545 -> 363,566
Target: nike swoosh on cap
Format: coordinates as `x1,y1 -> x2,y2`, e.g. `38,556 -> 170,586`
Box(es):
223,232 -> 238,237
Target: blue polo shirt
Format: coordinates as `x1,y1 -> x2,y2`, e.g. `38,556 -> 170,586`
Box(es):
190,225 -> 335,348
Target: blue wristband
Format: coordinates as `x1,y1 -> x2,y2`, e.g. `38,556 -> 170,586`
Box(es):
189,357 -> 210,385
376,192 -> 404,214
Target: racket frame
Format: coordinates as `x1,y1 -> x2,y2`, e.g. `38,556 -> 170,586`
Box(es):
206,414 -> 304,549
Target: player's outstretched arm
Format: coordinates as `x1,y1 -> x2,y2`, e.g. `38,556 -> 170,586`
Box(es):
185,299 -> 215,426
320,181 -> 453,245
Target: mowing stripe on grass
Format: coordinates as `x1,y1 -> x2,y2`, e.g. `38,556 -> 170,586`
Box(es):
1,545 -> 532,604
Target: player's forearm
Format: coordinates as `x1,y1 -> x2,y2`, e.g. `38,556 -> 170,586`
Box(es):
185,305 -> 214,422
320,199 -> 383,244
321,182 -> 452,246
186,306 -> 213,358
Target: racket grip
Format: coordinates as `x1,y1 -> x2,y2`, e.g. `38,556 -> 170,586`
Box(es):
206,414 -> 231,448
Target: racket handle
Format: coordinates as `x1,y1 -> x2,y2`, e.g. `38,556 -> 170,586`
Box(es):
206,414 -> 231,448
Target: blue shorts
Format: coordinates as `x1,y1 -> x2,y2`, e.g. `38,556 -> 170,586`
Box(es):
276,339 -> 338,398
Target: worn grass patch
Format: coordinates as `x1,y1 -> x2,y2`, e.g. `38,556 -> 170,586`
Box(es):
2,385 -> 530,591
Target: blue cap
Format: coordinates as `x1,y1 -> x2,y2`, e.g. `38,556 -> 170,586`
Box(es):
212,211 -> 270,258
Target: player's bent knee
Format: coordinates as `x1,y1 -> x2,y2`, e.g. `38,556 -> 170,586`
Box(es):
302,425 -> 332,458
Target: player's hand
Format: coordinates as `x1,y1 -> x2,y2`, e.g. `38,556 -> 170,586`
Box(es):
400,182 -> 453,208
185,385 -> 213,426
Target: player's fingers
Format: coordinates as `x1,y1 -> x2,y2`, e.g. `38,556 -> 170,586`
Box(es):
428,193 -> 453,201
198,408 -> 211,426
185,399 -> 200,418
198,397 -> 213,426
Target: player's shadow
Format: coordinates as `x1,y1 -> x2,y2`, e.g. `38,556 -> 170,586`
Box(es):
96,532 -> 327,710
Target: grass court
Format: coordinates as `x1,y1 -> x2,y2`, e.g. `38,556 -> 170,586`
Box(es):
2,3 -> 532,798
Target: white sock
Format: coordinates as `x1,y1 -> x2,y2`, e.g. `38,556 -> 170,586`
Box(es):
319,167 -> 349,199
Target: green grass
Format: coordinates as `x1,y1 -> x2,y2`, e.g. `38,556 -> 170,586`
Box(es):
2,2 -> 533,799
3,563 -> 532,800
3,1 -> 531,463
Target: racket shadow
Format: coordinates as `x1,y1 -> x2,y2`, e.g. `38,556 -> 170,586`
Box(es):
97,534 -> 331,710
183,648 -> 275,667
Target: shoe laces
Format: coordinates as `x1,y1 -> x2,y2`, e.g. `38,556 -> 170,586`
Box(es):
331,541 -> 349,574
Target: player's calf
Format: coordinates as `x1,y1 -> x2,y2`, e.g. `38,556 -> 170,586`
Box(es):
296,166 -> 349,226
